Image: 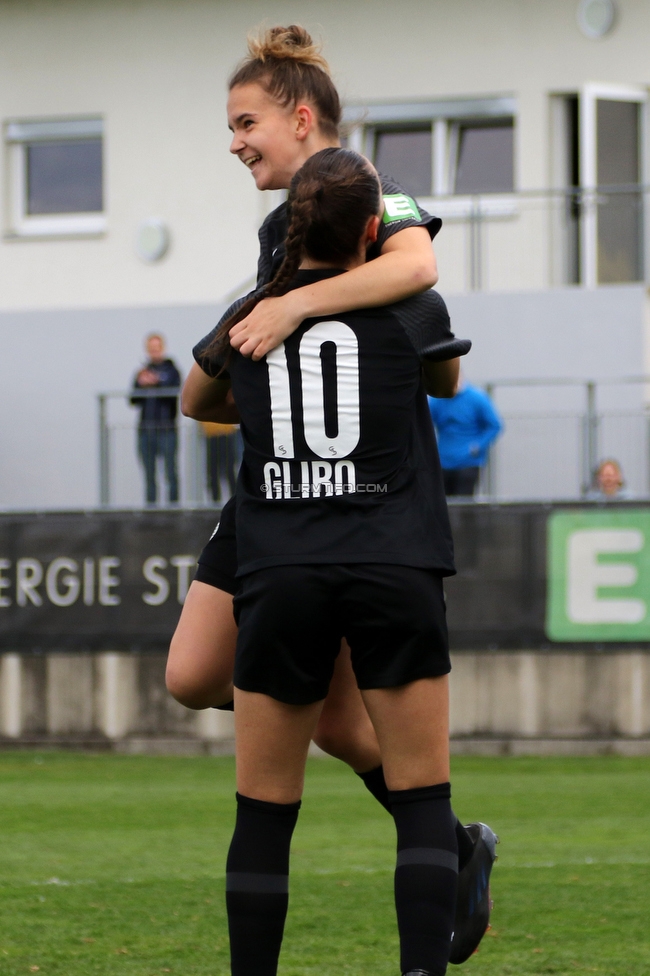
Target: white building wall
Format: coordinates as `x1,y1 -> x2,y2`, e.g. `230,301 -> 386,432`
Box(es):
1,1 -> 650,508
0,0 -> 649,312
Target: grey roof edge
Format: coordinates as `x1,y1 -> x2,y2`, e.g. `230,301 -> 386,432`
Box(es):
6,118 -> 103,142
342,96 -> 516,126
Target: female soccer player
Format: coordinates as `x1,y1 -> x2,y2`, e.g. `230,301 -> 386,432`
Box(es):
167,20 -> 439,762
169,26 -> 497,965
192,146 -> 471,976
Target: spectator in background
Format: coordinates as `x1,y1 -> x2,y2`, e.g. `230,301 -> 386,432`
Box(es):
586,459 -> 631,501
131,333 -> 181,505
428,377 -> 502,497
201,421 -> 242,502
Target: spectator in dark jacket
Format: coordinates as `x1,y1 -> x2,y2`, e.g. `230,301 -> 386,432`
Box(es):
131,333 -> 181,505
428,378 -> 502,497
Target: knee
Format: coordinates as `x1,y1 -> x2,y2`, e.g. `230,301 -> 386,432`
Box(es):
165,661 -> 206,709
165,658 -> 232,710
312,713 -> 364,764
313,707 -> 380,771
312,723 -> 346,761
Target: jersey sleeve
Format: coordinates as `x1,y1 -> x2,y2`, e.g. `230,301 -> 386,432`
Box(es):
192,294 -> 252,378
389,291 -> 471,362
256,219 -> 273,288
256,202 -> 288,287
373,174 -> 442,256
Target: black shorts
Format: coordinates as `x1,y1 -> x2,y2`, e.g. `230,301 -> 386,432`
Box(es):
233,563 -> 450,705
194,497 -> 239,595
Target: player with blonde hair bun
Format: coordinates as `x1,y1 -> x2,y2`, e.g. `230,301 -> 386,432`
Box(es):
171,24 -> 497,969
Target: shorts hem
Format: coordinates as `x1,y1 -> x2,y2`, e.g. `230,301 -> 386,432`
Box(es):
355,662 -> 451,691
237,557 -> 456,577
233,681 -> 328,707
234,663 -> 451,706
194,564 -> 238,596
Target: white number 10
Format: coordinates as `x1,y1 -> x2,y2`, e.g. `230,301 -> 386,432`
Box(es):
267,322 -> 361,460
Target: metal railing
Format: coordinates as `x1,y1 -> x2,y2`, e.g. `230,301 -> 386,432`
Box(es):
99,378 -> 650,507
425,183 -> 647,292
97,389 -> 241,508
482,376 -> 650,501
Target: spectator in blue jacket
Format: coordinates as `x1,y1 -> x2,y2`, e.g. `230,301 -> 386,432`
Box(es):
131,333 -> 181,505
428,378 -> 502,497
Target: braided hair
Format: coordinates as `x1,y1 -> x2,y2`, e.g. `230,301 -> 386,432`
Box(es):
206,148 -> 381,363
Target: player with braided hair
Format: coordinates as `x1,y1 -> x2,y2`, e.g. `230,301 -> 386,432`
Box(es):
170,25 -> 497,968
192,146 -> 471,976
169,19 -> 442,788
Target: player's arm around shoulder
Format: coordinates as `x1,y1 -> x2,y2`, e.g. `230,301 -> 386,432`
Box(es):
229,185 -> 439,362
379,225 -> 438,291
229,226 -> 438,361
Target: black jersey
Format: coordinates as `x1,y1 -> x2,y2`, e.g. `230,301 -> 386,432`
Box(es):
256,174 -> 441,287
194,270 -> 458,577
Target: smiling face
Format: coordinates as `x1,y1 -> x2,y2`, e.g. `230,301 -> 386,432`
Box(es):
227,82 -> 326,191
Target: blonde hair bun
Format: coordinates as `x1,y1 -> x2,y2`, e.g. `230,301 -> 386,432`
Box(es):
229,24 -> 340,140
248,25 -> 331,75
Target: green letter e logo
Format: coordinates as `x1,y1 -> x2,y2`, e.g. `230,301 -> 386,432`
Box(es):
547,510 -> 650,641
382,194 -> 419,223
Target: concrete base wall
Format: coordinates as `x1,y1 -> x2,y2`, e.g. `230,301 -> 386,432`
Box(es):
1,650 -> 649,755
0,651 -> 234,751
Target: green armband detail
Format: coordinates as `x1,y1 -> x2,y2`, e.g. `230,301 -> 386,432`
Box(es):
382,193 -> 420,224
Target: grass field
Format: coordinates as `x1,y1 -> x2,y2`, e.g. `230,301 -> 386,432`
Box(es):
0,753 -> 649,976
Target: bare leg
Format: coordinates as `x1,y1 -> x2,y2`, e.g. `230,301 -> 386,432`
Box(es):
312,640 -> 381,773
360,675 -> 450,790
167,598 -> 383,773
235,675 -> 449,817
165,581 -> 236,708
235,688 -> 323,803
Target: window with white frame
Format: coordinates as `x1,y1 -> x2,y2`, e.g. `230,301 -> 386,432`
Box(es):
343,97 -> 515,208
5,118 -> 105,237
552,84 -> 646,285
450,121 -> 513,194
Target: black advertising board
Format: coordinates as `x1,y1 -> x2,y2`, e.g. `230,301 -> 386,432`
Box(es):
1,503 -> 649,652
445,503 -> 548,649
446,502 -> 650,649
0,510 -> 221,650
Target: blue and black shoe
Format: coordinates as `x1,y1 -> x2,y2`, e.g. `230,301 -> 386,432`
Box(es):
449,822 -> 499,965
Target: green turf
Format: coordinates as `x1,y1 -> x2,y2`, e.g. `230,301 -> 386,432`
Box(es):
0,753 -> 649,975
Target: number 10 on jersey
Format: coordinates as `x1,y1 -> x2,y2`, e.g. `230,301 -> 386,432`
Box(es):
265,322 -> 361,500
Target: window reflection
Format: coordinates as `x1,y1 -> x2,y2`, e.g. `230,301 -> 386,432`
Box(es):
27,139 -> 103,215
596,99 -> 642,283
454,124 -> 514,194
374,129 -> 432,198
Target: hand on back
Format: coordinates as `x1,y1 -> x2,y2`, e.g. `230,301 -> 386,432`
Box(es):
228,293 -> 304,361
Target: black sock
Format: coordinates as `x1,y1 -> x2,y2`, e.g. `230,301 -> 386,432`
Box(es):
389,783 -> 458,976
455,820 -> 475,871
357,764 -> 391,812
226,793 -> 300,976
359,766 -> 474,871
